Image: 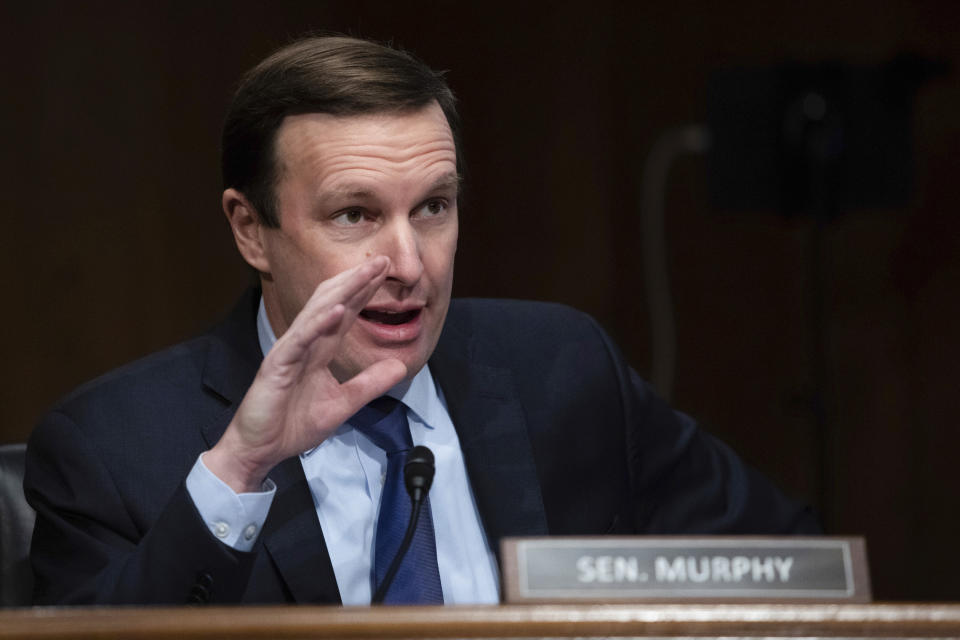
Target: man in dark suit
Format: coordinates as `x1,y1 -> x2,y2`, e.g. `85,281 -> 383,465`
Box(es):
25,36 -> 817,606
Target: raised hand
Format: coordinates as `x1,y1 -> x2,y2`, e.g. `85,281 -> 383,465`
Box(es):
205,256 -> 408,492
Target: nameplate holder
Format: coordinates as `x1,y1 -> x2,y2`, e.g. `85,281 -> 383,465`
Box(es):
501,536 -> 870,603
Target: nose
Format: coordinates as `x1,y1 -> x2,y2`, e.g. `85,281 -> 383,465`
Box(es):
378,218 -> 423,287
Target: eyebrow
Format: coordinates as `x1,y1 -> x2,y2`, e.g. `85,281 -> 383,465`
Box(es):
320,172 -> 461,205
427,172 -> 462,194
324,186 -> 375,201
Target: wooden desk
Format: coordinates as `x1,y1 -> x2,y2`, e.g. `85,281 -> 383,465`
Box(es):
1,603 -> 959,639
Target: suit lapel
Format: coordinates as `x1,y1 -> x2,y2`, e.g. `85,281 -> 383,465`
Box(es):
199,289 -> 261,415
198,289 -> 261,448
430,307 -> 549,560
260,458 -> 341,603
197,289 -> 340,603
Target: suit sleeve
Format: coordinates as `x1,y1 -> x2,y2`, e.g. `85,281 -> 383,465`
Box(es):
25,410 -> 258,605
586,315 -> 822,535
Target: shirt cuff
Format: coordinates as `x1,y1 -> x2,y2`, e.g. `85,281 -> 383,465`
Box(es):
185,452 -> 276,552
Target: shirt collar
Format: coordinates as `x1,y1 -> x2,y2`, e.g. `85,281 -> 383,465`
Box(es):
256,295 -> 277,357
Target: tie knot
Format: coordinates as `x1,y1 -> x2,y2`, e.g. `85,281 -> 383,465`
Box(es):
351,397 -> 412,454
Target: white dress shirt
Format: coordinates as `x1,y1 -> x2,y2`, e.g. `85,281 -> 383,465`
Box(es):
186,298 -> 500,604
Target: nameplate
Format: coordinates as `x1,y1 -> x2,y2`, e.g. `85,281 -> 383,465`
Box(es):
502,536 -> 870,603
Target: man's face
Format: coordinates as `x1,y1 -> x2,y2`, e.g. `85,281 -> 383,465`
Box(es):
258,102 -> 458,382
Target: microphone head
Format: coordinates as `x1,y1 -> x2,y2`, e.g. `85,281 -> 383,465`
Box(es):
404,445 -> 435,501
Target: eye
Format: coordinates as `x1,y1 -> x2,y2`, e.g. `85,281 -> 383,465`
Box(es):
416,199 -> 448,219
332,208 -> 365,226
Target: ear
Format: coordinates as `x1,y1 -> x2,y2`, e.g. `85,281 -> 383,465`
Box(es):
223,188 -> 272,273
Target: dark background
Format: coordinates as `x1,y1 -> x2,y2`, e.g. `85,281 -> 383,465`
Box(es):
2,0 -> 958,601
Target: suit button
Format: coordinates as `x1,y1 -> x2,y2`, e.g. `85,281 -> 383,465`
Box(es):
188,571 -> 214,605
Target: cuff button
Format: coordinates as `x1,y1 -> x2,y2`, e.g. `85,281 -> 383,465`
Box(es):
213,522 -> 230,539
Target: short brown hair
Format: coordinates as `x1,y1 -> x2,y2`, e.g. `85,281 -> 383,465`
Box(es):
221,35 -> 461,227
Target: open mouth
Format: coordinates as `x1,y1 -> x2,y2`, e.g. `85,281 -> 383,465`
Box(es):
359,308 -> 421,325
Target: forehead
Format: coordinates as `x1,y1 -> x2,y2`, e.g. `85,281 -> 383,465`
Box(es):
272,103 -> 457,193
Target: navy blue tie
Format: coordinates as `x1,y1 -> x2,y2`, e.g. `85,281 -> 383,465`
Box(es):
351,397 -> 444,604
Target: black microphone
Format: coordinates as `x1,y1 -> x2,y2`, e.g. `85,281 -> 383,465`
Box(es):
371,445 -> 436,604
404,445 -> 435,502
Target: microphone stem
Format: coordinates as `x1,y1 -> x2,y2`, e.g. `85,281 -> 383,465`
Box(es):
371,498 -> 424,604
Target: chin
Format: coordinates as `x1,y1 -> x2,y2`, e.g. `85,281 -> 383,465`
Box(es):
384,349 -> 429,381
332,346 -> 427,384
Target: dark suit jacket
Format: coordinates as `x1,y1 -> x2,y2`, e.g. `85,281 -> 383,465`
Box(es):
25,290 -> 818,605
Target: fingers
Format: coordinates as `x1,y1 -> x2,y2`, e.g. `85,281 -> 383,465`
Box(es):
279,257 -> 390,358
300,256 -> 389,323
266,303 -> 346,371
